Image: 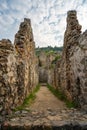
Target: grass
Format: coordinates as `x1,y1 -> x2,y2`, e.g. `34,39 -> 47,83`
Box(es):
47,84 -> 78,108
14,84 -> 40,111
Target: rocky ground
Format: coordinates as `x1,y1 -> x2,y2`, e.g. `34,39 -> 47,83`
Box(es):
1,85 -> 87,130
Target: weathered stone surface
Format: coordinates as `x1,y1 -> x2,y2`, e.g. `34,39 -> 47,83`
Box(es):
0,39 -> 16,115
52,59 -> 62,90
14,18 -> 39,100
53,10 -> 87,109
1,109 -> 87,130
38,51 -> 59,84
0,18 -> 38,115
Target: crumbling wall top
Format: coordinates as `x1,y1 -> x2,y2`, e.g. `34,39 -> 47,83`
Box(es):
66,10 -> 81,33
0,39 -> 13,50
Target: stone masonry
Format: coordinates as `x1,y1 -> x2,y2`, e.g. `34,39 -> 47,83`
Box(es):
0,18 -> 38,115
53,10 -> 87,109
38,51 -> 57,84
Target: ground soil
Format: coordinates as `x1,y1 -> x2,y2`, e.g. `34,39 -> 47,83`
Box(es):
29,84 -> 66,111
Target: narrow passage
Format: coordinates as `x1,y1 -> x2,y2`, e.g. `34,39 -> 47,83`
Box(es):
29,84 -> 66,111
3,84 -> 87,129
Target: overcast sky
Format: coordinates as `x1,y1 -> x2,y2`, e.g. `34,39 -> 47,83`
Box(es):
0,0 -> 87,47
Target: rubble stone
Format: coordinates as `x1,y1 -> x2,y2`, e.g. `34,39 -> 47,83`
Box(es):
0,19 -> 38,115
53,10 -> 87,109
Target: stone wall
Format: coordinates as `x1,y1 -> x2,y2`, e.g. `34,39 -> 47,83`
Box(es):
0,19 -> 38,115
0,39 -> 17,114
38,51 -> 57,84
53,10 -> 87,109
52,59 -> 61,90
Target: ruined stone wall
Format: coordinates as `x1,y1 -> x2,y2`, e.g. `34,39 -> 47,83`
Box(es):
70,31 -> 87,109
53,10 -> 87,109
14,18 -> 38,95
0,19 -> 38,115
0,39 -> 17,114
52,59 -> 61,90
38,51 -> 56,84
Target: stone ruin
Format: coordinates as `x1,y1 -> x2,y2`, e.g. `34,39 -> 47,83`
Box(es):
0,10 -> 87,115
52,10 -> 87,110
0,18 -> 39,115
38,51 -> 58,84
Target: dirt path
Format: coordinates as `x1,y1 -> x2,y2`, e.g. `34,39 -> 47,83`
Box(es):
3,85 -> 87,129
29,85 -> 66,111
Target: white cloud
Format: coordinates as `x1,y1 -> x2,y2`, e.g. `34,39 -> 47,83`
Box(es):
0,0 -> 87,47
0,0 -> 8,11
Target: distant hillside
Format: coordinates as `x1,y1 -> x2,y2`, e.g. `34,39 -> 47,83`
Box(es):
36,46 -> 63,56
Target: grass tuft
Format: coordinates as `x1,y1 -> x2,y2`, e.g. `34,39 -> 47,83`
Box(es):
47,84 -> 78,108
14,84 -> 40,111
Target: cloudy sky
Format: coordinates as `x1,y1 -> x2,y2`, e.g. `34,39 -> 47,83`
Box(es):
0,0 -> 87,47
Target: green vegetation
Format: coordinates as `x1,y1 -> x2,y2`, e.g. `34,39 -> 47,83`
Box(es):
46,50 -> 54,55
36,46 -> 63,56
14,84 -> 40,111
52,55 -> 61,64
47,84 -> 78,108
